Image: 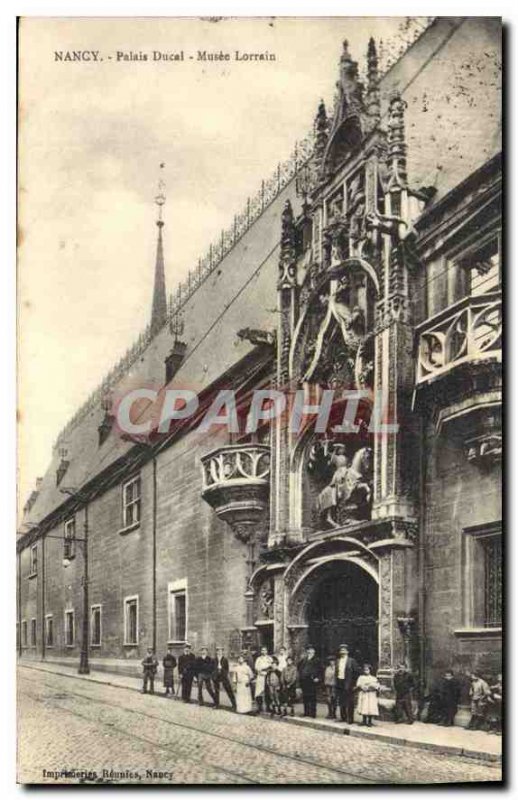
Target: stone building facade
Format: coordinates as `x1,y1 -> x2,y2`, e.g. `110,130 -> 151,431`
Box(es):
18,18 -> 502,715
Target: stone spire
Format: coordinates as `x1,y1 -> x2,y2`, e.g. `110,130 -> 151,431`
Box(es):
366,37 -> 381,127
334,40 -> 363,120
150,165 -> 168,336
313,99 -> 329,174
278,199 -> 297,290
386,92 -> 408,192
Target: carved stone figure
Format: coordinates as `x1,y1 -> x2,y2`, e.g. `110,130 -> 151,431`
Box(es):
312,443 -> 373,529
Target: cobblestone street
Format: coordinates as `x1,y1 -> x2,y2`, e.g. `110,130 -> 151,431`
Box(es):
17,666 -> 501,785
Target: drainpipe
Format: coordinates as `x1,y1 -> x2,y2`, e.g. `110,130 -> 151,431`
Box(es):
152,454 -> 157,653
17,550 -> 22,658
41,535 -> 46,661
418,417 -> 427,686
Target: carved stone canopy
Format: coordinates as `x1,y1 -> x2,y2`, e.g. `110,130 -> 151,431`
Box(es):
290,260 -> 377,389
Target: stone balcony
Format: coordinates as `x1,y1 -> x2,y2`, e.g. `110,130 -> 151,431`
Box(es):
416,291 -> 501,384
200,444 -> 270,542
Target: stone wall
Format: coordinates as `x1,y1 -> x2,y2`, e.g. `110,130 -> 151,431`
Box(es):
423,422 -> 502,701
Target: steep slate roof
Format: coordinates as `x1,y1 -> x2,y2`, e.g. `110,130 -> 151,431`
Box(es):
20,17 -> 501,533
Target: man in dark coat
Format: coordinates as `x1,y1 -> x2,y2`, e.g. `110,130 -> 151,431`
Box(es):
196,647 -> 217,706
297,644 -> 321,718
162,645 -> 177,697
178,643 -> 196,703
141,648 -> 158,694
438,670 -> 461,726
393,663 -> 415,724
335,643 -> 360,723
212,646 -> 237,711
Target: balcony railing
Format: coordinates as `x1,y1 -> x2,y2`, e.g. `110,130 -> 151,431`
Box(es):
200,444 -> 271,541
416,291 -> 502,384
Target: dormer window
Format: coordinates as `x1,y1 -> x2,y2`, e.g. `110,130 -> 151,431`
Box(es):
165,340 -> 187,384
98,413 -> 113,446
56,447 -> 70,486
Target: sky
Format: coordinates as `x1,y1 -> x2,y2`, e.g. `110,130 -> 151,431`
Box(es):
17,16 -> 421,510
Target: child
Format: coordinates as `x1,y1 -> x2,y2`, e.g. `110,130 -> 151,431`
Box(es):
141,648 -> 158,694
281,655 -> 297,717
437,669 -> 460,726
355,663 -> 380,727
393,663 -> 415,724
266,657 -> 282,717
162,645 -> 177,697
324,656 -> 338,719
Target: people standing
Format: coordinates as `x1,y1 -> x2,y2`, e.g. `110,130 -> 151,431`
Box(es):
393,663 -> 415,724
335,644 -> 359,724
266,657 -> 283,717
467,672 -> 491,730
254,646 -> 273,714
324,656 -> 338,719
162,645 -> 177,697
212,646 -> 237,711
355,664 -> 380,727
196,647 -> 217,707
298,645 -> 321,718
281,655 -> 298,717
437,670 -> 461,726
234,654 -> 255,714
178,643 -> 196,703
141,647 -> 158,695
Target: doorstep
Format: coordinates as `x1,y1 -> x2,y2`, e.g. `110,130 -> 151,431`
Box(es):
18,659 -> 501,765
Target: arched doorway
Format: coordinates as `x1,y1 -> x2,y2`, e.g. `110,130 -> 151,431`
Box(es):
306,560 -> 378,668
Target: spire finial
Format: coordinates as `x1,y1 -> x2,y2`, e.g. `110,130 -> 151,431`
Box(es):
155,162 -> 166,226
150,162 -> 168,335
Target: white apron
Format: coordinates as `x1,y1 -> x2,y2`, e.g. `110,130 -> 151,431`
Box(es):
235,663 -> 254,714
254,655 -> 272,697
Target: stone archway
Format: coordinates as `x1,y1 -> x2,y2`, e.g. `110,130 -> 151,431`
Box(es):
307,561 -> 378,667
287,553 -> 379,666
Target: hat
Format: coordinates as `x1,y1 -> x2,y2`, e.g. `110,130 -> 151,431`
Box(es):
305,644 -> 316,650
184,642 -> 192,648
338,643 -> 349,650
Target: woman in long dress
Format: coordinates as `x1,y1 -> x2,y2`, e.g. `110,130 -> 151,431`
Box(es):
234,655 -> 254,714
355,664 -> 380,727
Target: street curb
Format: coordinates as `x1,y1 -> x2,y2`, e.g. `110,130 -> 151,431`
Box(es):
282,716 -> 501,764
19,663 -> 501,766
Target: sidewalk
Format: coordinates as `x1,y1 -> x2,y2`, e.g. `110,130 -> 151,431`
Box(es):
19,660 -> 502,764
